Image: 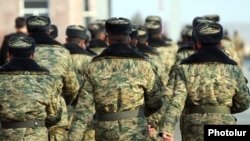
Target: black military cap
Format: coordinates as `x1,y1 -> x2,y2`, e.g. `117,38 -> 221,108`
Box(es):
194,22 -> 223,45
66,25 -> 87,39
26,16 -> 51,32
203,14 -> 220,22
129,24 -> 138,39
137,25 -> 148,41
181,25 -> 193,37
192,16 -> 214,28
105,17 -> 132,35
88,22 -> 105,35
8,36 -> 36,57
145,16 -> 162,34
49,24 -> 58,39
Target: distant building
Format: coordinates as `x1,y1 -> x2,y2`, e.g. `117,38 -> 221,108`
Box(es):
0,0 -> 111,44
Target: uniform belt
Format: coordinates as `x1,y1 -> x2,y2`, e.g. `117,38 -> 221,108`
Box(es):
98,108 -> 145,121
187,105 -> 231,114
1,120 -> 45,129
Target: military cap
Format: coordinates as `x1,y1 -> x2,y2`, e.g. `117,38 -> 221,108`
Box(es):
49,24 -> 58,39
145,15 -> 161,24
66,25 -> 87,39
129,24 -> 138,39
26,16 -> 51,32
137,25 -> 148,41
145,16 -> 162,34
105,17 -> 132,35
194,22 -> 223,45
8,36 -> 36,57
87,22 -> 105,35
192,16 -> 214,28
203,14 -> 220,22
181,24 -> 193,37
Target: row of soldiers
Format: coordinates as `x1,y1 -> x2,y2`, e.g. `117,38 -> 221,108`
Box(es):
0,13 -> 249,141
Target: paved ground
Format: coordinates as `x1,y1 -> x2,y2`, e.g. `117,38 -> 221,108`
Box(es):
173,58 -> 250,141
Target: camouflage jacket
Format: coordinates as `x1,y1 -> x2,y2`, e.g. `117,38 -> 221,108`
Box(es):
64,42 -> 94,87
148,37 -> 178,83
159,46 -> 250,136
69,43 -> 163,141
175,42 -> 195,65
221,39 -> 240,65
0,58 -> 60,141
29,33 -> 80,129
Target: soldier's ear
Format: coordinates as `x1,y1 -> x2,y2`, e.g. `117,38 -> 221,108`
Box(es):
29,54 -> 34,59
217,41 -> 222,48
126,37 -> 131,44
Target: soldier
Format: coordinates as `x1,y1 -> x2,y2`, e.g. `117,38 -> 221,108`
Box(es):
64,24 -> 95,141
50,24 -> 58,39
232,30 -> 245,67
136,24 -> 170,141
129,24 -> 139,48
145,15 -> 178,86
159,22 -> 250,141
26,15 -> 80,141
69,17 -> 163,141
0,36 -> 61,141
203,14 -> 241,66
0,16 -> 27,66
177,24 -> 193,47
87,21 -> 108,55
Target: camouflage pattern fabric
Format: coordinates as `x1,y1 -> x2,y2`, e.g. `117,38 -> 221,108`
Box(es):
69,56 -> 163,141
148,40 -> 178,141
0,71 -> 59,141
154,42 -> 178,86
34,44 -> 79,141
68,54 -> 95,141
232,35 -> 245,67
159,62 -> 250,141
88,47 -> 106,55
221,39 -> 241,66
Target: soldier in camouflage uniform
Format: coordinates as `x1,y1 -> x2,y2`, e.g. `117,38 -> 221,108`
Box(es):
69,17 -> 163,141
136,24 -> 170,141
64,25 -> 95,141
26,16 -> 80,141
145,15 -> 178,86
232,30 -> 245,67
159,22 -> 250,141
87,21 -> 108,55
203,14 -> 241,65
0,36 -> 61,141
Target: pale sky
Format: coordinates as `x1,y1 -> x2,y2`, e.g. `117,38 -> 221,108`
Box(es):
111,0 -> 250,43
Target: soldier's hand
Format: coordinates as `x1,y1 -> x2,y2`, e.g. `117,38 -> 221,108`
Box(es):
148,124 -> 155,137
162,133 -> 173,141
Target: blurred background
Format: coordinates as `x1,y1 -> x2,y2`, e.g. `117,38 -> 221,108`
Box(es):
1,0 -> 250,56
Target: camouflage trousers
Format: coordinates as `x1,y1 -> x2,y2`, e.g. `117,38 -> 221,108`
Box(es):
48,127 -> 68,141
68,105 -> 96,141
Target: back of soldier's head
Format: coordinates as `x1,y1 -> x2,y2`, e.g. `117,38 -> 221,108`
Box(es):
194,22 -> 223,45
137,25 -> 148,42
26,15 -> 51,33
15,17 -> 26,29
181,24 -> 193,39
105,17 -> 132,43
8,36 -> 36,57
145,15 -> 162,36
87,22 -> 105,39
129,24 -> 138,40
66,25 -> 87,44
